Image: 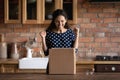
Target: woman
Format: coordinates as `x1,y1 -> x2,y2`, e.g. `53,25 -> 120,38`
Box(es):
40,9 -> 79,56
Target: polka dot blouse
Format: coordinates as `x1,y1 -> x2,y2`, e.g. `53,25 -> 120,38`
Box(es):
45,29 -> 75,55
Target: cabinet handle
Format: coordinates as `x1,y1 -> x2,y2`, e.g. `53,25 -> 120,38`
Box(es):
111,66 -> 116,71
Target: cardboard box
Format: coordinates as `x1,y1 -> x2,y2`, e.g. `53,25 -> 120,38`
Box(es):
49,48 -> 76,74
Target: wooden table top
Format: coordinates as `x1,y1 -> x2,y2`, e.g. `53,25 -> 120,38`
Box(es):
0,73 -> 120,80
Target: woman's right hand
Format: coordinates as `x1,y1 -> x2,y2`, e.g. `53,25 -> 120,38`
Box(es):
39,31 -> 48,53
40,31 -> 46,38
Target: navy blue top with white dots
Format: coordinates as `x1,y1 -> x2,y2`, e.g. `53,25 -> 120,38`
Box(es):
45,29 -> 75,56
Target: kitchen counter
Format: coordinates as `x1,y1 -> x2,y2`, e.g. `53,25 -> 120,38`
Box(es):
76,58 -> 120,64
1,58 -> 120,64
0,58 -> 120,73
0,59 -> 18,64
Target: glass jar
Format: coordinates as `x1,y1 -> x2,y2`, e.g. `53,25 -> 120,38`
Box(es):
11,42 -> 19,59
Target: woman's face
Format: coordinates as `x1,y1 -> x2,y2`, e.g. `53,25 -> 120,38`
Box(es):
54,15 -> 67,29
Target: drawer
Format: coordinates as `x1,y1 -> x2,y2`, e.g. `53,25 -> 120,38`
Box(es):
2,64 -> 17,73
76,64 -> 94,72
95,64 -> 120,72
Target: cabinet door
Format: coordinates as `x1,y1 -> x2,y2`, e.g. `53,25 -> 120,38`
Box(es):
42,0 -> 77,24
4,0 -> 21,23
41,0 -> 61,24
22,0 -> 42,24
62,0 -> 77,24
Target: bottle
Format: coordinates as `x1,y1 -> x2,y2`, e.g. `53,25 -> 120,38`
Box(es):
0,42 -> 7,59
0,34 -> 7,59
26,48 -> 33,58
11,42 -> 19,59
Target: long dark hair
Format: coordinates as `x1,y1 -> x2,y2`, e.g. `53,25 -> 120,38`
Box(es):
46,9 -> 70,31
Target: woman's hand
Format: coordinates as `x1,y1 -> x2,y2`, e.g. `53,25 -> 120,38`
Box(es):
73,27 -> 79,37
40,31 -> 46,38
39,31 -> 48,53
73,27 -> 79,48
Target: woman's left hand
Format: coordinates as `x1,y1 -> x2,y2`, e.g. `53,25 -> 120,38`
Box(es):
73,27 -> 79,37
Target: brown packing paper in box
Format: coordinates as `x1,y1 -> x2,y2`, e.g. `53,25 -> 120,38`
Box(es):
49,48 -> 76,74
